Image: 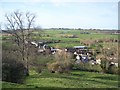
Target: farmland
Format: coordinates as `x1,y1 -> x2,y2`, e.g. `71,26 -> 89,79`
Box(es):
2,70 -> 118,89
31,29 -> 118,48
1,1 -> 119,89
2,29 -> 119,89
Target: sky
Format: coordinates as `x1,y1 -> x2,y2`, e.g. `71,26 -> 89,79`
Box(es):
0,0 -> 119,29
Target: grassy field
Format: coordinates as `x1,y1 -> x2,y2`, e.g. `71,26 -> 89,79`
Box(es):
2,29 -> 119,89
31,29 -> 118,48
2,70 -> 118,89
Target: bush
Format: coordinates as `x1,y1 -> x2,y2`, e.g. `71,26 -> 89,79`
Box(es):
47,51 -> 73,73
100,57 -> 118,74
47,61 -> 64,73
31,54 -> 54,73
107,65 -> 118,74
2,45 -> 27,84
2,57 -> 27,83
73,63 -> 102,72
100,58 -> 110,73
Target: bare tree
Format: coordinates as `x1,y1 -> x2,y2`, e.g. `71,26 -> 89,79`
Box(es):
5,10 -> 36,76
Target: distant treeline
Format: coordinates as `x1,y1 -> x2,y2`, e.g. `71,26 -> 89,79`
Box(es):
44,28 -> 118,31
2,28 -> 120,35
43,28 -> 119,34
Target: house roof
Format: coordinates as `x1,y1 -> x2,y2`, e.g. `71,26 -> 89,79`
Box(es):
73,46 -> 87,49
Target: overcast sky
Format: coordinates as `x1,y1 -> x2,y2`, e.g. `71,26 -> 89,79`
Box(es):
0,0 -> 119,29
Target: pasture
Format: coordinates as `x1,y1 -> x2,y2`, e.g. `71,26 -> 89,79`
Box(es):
2,29 -> 119,89
31,29 -> 118,48
2,70 -> 118,89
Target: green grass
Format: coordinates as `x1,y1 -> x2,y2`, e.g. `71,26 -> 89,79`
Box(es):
2,81 -> 33,88
2,70 -> 118,89
31,29 -> 118,48
2,29 -> 118,48
2,29 -> 119,89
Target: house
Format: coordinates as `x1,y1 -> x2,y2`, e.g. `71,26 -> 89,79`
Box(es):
75,53 -> 89,63
110,62 -> 118,67
73,46 -> 88,49
38,42 -> 44,48
66,46 -> 89,56
65,48 -> 76,53
30,41 -> 38,47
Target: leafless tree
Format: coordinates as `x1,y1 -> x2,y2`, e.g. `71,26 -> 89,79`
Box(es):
5,10 -> 36,76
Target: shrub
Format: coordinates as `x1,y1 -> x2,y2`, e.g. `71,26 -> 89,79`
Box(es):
107,65 -> 118,74
2,56 -> 27,83
100,58 -> 109,73
100,57 -> 118,74
47,61 -> 64,73
47,50 -> 73,73
31,54 -> 54,73
2,45 -> 27,84
73,63 -> 102,72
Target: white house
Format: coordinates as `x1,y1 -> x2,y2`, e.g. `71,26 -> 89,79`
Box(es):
73,46 -> 87,49
31,41 -> 38,47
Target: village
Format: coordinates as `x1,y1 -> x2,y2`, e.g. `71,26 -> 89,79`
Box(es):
1,1 -> 119,88
29,40 -> 118,68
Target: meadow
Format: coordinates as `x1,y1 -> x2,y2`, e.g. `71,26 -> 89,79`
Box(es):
2,29 -> 119,89
2,70 -> 118,89
32,29 -> 118,48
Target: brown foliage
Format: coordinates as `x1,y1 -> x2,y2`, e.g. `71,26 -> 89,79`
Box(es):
47,50 -> 73,73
